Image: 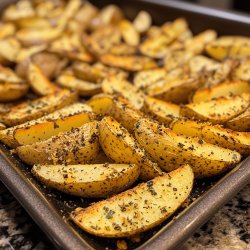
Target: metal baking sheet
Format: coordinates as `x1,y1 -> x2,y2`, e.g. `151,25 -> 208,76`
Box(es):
0,1 -> 250,249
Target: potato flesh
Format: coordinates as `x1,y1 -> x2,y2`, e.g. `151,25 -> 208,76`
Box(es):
192,81 -> 250,103
171,120 -> 250,155
233,59 -> 250,82
70,165 -> 193,237
1,89 -> 78,126
17,121 -> 100,165
99,116 -> 162,180
181,95 -> 250,124
87,94 -> 113,115
0,83 -> 28,102
135,119 -> 241,178
32,164 -> 140,198
143,97 -> 180,125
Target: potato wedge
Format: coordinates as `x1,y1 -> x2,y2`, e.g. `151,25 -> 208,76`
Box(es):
0,103 -> 92,148
170,119 -> 250,155
1,89 -> 78,126
73,62 -> 128,83
226,107 -> 250,132
17,121 -> 99,165
181,94 -> 250,124
0,64 -> 23,84
185,30 -> 217,54
233,59 -> 250,82
0,82 -> 28,102
32,163 -> 140,198
108,43 -> 137,56
28,63 -> 59,96
191,81 -> 250,103
0,122 -> 6,130
102,77 -> 145,109
119,19 -> 140,47
206,36 -> 250,61
133,11 -> 152,33
99,116 -> 162,180
134,68 -> 166,91
15,16 -> 51,29
0,37 -> 21,63
57,73 -> 102,97
108,97 -> 144,131
135,119 -> 241,178
143,97 -> 181,125
87,94 -> 113,115
149,77 -> 200,104
70,165 -> 193,237
14,108 -> 95,146
0,23 -> 16,39
100,54 -> 158,72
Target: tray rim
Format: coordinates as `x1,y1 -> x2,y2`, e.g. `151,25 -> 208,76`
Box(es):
0,0 -> 250,249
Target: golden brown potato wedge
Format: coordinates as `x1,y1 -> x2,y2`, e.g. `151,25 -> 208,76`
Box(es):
0,122 -> 6,130
70,164 -> 193,237
32,163 -> 140,198
135,119 -> 241,178
0,82 -> 28,102
0,103 -> 92,148
102,77 -> 145,109
28,63 -> 59,96
0,65 -> 23,84
134,68 -> 166,91
15,16 -> 51,29
57,73 -> 102,97
206,36 -> 250,61
226,107 -> 250,132
14,107 -> 95,146
148,77 -> 200,104
86,94 -> 113,115
108,96 -> 144,132
233,59 -> 250,82
99,116 -> 162,180
1,89 -> 78,126
17,121 -> 100,165
73,62 -> 128,83
119,19 -> 140,47
108,43 -> 137,56
181,94 -> 250,124
0,23 -> 16,39
133,11 -> 152,33
143,97 -> 181,125
170,119 -> 250,155
0,37 -> 21,63
191,81 -> 250,103
185,29 -> 217,54
100,54 -> 158,72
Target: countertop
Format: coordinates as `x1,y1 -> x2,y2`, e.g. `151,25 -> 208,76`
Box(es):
0,182 -> 249,250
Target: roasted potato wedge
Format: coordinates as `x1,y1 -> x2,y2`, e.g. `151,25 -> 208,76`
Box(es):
133,11 -> 152,33
0,37 -> 21,63
17,121 -> 99,165
119,19 -> 140,47
1,89 -> 77,126
181,94 -> 250,124
226,107 -> 250,132
170,119 -> 250,155
0,82 -> 28,102
233,59 -> 250,82
0,103 -> 92,148
99,116 -> 162,180
0,122 -> 6,130
57,73 -> 102,97
135,119 -> 241,178
71,165 -> 193,237
191,81 -> 250,103
148,77 -> 200,104
102,77 -> 145,109
206,36 -> 250,61
100,54 -> 158,72
0,65 -> 23,84
28,63 -> 59,96
108,43 -> 137,56
108,97 -> 144,132
143,97 -> 181,125
32,163 -> 140,198
14,107 -> 95,146
87,94 -> 113,115
0,23 -> 16,39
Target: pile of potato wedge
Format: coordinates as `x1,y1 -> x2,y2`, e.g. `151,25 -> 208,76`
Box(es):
0,0 -> 249,240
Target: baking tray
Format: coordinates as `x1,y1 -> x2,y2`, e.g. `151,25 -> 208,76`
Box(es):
0,0 -> 250,249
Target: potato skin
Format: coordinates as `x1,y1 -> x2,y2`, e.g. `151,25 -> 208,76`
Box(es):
99,116 -> 162,180
32,164 -> 140,198
70,165 -> 193,237
0,83 -> 28,102
17,121 -> 100,165
134,119 -> 241,178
